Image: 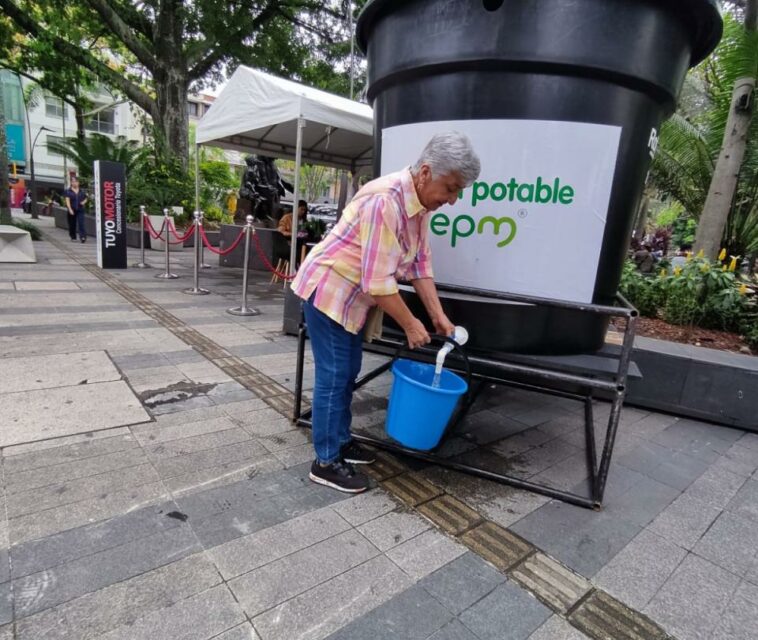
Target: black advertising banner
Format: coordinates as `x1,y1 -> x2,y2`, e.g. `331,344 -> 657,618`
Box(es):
94,160 -> 127,269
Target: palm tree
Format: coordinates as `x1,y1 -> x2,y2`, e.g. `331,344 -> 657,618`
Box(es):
651,13 -> 758,259
46,134 -> 148,185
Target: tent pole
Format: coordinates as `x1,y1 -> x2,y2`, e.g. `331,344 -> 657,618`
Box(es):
289,117 -> 306,278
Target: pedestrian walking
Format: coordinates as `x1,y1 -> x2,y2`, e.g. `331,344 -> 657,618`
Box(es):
64,177 -> 88,243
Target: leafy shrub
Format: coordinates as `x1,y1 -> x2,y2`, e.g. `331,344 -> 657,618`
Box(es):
11,219 -> 41,240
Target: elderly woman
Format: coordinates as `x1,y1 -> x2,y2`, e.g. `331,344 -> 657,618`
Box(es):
292,132 -> 481,493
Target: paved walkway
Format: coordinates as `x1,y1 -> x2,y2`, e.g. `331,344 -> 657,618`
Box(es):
0,213 -> 756,640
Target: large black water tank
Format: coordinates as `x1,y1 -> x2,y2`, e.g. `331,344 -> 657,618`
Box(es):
358,0 -> 722,355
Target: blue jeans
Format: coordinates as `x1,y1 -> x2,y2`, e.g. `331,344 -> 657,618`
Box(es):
69,210 -> 86,239
303,295 -> 364,464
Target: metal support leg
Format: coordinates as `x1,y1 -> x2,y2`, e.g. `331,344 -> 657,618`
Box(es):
133,205 -> 151,268
183,211 -> 210,295
155,208 -> 178,279
227,216 -> 260,316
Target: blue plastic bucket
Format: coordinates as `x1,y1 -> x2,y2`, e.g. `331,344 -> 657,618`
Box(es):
386,358 -> 468,451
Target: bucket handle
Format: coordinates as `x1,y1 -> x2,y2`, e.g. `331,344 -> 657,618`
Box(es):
391,333 -> 473,394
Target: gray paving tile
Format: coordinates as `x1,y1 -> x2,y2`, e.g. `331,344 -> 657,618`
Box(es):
189,481 -> 350,549
331,489 -> 398,526
459,581 -> 551,640
209,506 -> 351,580
648,493 -> 722,550
131,415 -> 241,446
0,623 -> 12,640
0,551 -> 8,586
252,555 -> 413,640
9,481 -> 168,545
726,478 -> 758,523
711,580 -> 758,640
100,584 -> 246,640
14,553 -> 221,640
6,463 -> 160,518
510,501 -> 642,577
5,447 -> 150,494
528,615 -> 589,640
427,619 -> 481,640
419,551 -> 505,615
10,502 -> 180,577
357,510 -> 431,551
230,530 -> 379,617
326,583 -> 452,640
14,524 -> 200,617
713,442 -> 758,477
616,441 -> 710,491
684,467 -> 746,509
593,529 -> 688,610
151,440 -> 269,478
604,474 -> 681,527
153,404 -> 228,426
145,428 -> 253,460
2,433 -> 139,473
693,511 -> 757,577
163,454 -> 284,496
2,426 -> 135,458
211,623 -> 261,640
644,554 -> 740,640
0,583 -> 9,626
387,528 -> 467,580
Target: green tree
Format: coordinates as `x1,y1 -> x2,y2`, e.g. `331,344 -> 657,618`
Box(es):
46,134 -> 148,185
0,1 -> 355,166
651,13 -> 758,259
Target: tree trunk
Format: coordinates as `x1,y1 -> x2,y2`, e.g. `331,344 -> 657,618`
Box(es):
153,71 -> 190,166
695,0 -> 758,259
0,95 -> 12,225
694,77 -> 755,258
74,103 -> 86,142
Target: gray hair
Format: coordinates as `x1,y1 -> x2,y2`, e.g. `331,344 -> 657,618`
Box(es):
411,131 -> 481,186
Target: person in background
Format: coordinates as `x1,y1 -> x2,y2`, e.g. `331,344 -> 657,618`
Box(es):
277,199 -> 309,237
634,243 -> 656,274
670,243 -> 691,271
64,177 -> 88,243
291,132 -> 481,493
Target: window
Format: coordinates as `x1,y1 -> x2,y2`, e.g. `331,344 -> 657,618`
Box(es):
187,101 -> 199,117
45,96 -> 67,119
46,135 -> 65,156
85,105 -> 116,134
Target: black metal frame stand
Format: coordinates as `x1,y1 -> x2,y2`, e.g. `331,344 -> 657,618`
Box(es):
293,284 -> 638,509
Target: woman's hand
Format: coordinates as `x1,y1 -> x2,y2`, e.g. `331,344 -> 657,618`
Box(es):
404,317 -> 431,349
432,313 -> 455,337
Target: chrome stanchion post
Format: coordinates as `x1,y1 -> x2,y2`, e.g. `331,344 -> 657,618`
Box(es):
133,204 -> 151,268
199,210 -> 212,269
155,207 -> 179,279
183,211 -> 210,295
227,215 -> 260,316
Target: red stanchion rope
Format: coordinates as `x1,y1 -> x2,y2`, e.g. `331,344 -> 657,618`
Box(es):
167,223 -> 195,244
199,224 -> 246,256
251,232 -> 296,280
143,214 -> 166,240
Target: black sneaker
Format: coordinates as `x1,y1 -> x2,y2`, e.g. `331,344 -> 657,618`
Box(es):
309,460 -> 368,493
80,237 -> 86,243
341,440 -> 376,465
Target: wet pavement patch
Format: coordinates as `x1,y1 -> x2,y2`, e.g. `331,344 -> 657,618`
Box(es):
139,381 -> 217,408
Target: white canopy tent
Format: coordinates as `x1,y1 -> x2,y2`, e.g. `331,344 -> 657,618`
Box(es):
196,67 -> 374,275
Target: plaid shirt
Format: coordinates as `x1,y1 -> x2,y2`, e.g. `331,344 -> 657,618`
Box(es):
291,168 -> 434,334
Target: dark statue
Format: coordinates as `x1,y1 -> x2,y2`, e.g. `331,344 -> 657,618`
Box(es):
237,155 -> 293,223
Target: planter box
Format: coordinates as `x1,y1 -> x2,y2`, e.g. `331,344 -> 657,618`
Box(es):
625,336 -> 757,431
184,229 -> 220,249
147,215 -> 185,252
218,224 -> 285,270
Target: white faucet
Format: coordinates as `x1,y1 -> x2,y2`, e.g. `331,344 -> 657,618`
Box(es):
434,326 -> 469,378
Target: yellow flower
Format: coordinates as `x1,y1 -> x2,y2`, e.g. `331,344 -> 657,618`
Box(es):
700,264 -> 710,273
697,249 -> 705,258
685,251 -> 693,261
718,248 -> 727,261
722,265 -> 727,271
739,284 -> 748,295
673,266 -> 682,276
660,268 -> 667,277
729,256 -> 739,272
